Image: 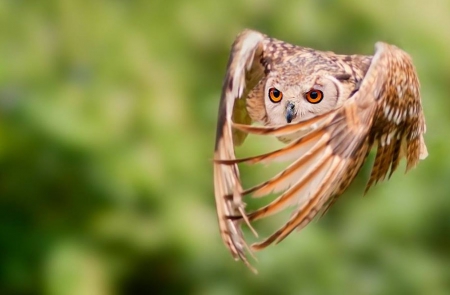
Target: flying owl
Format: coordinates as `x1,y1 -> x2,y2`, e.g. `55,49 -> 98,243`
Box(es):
213,29 -> 427,271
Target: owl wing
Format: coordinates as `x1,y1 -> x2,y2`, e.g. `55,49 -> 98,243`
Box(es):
213,29 -> 271,270
217,42 -> 427,262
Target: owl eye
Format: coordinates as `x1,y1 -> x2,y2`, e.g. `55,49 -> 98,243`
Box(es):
305,89 -> 324,104
268,87 -> 283,103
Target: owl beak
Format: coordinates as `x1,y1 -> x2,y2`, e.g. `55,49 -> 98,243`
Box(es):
285,101 -> 296,123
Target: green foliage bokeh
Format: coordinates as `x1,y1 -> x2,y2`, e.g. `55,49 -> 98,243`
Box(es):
0,1 -> 449,294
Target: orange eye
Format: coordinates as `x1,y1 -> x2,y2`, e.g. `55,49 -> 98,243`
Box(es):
268,87 -> 283,103
305,89 -> 323,104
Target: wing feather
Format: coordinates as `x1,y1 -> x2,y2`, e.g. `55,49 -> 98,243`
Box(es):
213,30 -> 270,270
363,42 -> 427,191
251,156 -> 346,250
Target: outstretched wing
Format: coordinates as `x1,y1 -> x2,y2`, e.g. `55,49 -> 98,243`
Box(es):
213,30 -> 269,270
217,41 -> 427,264
363,43 -> 427,190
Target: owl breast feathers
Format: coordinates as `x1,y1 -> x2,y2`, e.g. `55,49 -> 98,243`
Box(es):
213,29 -> 427,272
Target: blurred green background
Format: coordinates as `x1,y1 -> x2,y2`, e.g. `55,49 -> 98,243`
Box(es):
1,0 -> 449,294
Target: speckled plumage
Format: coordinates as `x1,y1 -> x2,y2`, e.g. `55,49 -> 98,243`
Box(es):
213,29 -> 427,272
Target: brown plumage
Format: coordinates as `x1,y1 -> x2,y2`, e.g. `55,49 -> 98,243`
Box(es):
213,29 -> 427,271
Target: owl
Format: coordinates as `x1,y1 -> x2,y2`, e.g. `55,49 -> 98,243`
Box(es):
213,29 -> 427,271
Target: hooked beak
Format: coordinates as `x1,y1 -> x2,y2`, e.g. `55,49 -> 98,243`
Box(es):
285,101 -> 296,123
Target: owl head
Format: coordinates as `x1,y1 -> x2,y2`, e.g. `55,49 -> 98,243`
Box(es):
262,73 -> 351,126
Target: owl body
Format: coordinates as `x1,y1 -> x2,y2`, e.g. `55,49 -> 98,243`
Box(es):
213,30 -> 427,271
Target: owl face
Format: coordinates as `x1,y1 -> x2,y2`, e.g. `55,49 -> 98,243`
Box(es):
263,74 -> 343,126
